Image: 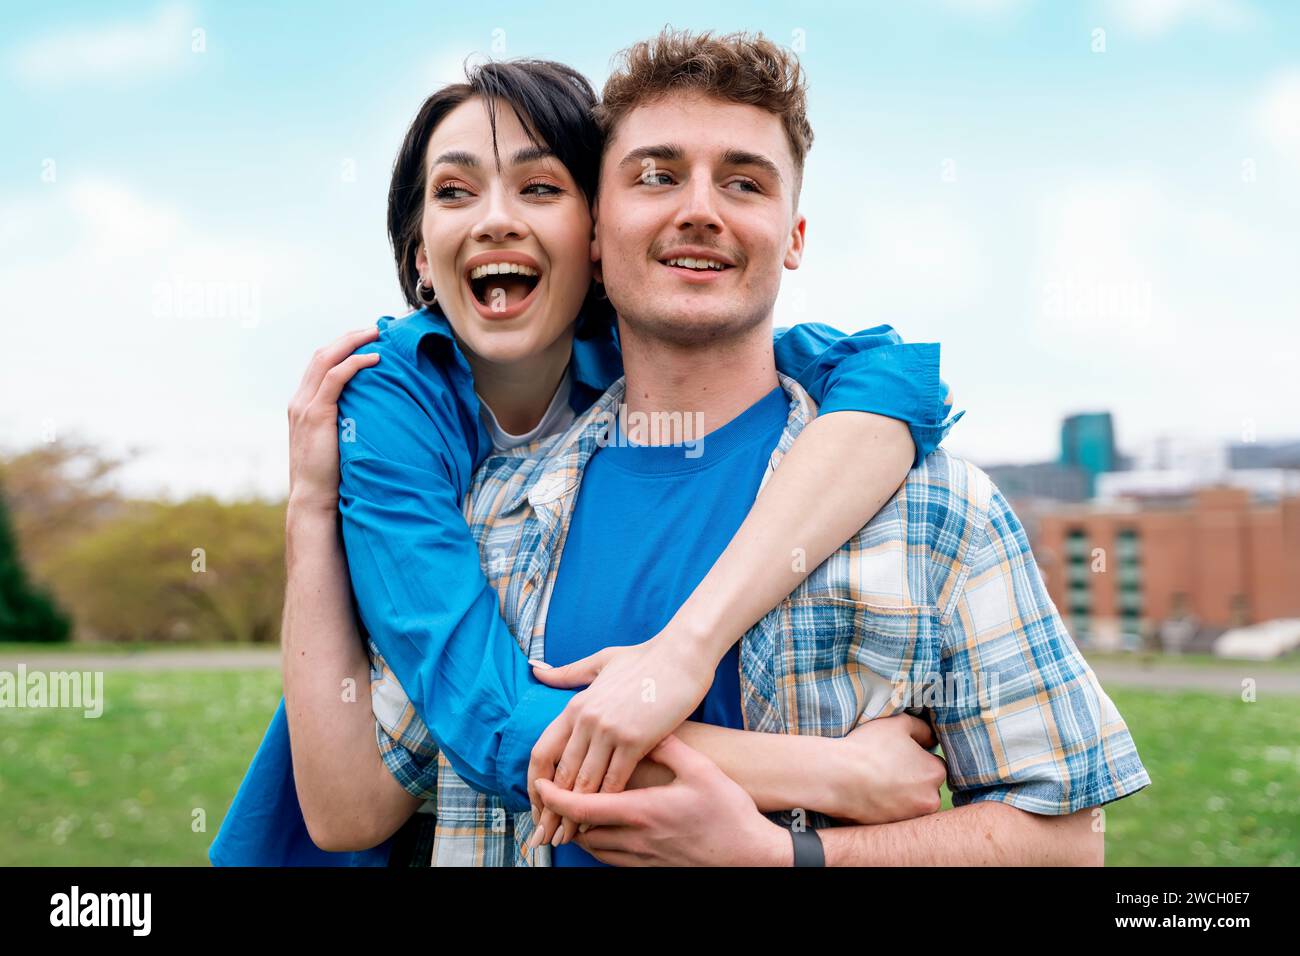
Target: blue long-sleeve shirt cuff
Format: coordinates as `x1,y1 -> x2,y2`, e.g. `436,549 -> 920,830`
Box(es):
495,682 -> 574,812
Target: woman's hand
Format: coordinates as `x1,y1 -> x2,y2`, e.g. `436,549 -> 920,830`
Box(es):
526,630 -> 715,847
287,326 -> 380,515
823,714 -> 947,824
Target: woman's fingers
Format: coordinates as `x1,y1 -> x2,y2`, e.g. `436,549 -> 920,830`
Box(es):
530,806 -> 563,849
529,718 -> 592,849
527,712 -> 570,824
314,351 -> 380,407
558,738 -> 615,844
293,326 -> 380,405
599,746 -> 641,796
530,647 -> 612,689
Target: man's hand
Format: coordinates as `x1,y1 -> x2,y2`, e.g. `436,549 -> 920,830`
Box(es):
527,633 -> 714,845
534,734 -> 791,866
824,714 -> 948,824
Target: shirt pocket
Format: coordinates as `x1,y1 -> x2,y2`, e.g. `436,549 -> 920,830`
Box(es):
773,596 -> 931,738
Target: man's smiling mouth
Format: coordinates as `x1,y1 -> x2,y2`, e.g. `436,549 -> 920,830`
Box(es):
661,256 -> 730,271
655,248 -> 738,282
656,250 -> 737,280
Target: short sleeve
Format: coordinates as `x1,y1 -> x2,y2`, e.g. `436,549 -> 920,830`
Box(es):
933,487 -> 1152,814
772,322 -> 962,465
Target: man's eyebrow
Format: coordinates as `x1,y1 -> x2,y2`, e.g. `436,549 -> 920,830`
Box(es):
721,148 -> 784,184
617,144 -> 685,169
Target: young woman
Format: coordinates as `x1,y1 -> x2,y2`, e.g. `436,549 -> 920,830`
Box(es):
211,59 -> 959,867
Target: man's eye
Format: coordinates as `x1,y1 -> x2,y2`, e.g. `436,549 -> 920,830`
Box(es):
726,179 -> 761,193
434,184 -> 472,200
640,171 -> 674,186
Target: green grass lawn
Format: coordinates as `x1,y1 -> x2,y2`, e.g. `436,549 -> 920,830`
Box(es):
0,669 -> 283,866
1,669 -> 1296,865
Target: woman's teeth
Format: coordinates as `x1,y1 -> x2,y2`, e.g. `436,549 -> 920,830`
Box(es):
664,257 -> 727,271
468,262 -> 540,280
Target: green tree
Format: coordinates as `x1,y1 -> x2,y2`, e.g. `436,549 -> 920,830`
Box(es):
41,497 -> 287,644
0,439 -> 127,576
0,484 -> 71,642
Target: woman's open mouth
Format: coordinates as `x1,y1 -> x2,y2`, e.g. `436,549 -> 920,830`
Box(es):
464,254 -> 542,321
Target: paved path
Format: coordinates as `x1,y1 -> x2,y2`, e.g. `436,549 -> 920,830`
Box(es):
0,648 -> 280,672
2,649 -> 1297,694
1089,662 -> 1300,695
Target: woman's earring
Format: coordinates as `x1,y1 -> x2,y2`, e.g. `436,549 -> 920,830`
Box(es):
416,275 -> 437,306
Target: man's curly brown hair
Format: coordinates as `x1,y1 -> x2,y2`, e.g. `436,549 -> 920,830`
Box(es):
595,29 -> 814,199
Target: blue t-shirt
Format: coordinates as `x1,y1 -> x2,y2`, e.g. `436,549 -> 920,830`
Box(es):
544,385 -> 791,866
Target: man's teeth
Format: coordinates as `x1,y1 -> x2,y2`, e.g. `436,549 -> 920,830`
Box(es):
664,257 -> 727,271
468,262 -> 540,280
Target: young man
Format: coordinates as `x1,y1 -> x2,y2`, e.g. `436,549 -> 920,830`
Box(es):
369,30 -> 1150,865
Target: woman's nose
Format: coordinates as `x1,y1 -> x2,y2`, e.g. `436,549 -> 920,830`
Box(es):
473,188 -> 530,243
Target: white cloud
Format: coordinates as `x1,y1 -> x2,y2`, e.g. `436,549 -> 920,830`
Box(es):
1022,172 -> 1298,458
1030,179 -> 1176,352
1103,0 -> 1256,37
8,2 -> 195,89
1254,67 -> 1300,162
781,196 -> 991,329
0,178 -> 318,499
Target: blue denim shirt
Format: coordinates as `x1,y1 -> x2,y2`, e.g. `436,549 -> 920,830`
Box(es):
209,307 -> 960,866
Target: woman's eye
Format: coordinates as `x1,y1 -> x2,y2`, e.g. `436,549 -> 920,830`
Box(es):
521,182 -> 562,197
433,184 -> 472,201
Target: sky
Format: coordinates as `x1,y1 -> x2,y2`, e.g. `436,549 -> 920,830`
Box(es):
1,0 -> 1297,499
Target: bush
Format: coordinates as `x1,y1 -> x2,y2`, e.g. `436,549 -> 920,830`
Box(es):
0,487 -> 71,643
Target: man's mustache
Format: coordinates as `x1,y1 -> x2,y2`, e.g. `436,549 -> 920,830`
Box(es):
648,234 -> 746,269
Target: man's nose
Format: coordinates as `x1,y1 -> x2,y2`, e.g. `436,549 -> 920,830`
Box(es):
674,174 -> 722,234
473,187 -> 530,243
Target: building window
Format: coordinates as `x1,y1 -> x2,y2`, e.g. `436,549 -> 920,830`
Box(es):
1065,528 -> 1091,643
1116,528 -> 1143,649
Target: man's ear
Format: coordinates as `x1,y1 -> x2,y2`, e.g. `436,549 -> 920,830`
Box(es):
784,213 -> 806,270
590,198 -> 603,282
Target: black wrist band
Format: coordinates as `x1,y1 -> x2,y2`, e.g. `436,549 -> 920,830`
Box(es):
789,825 -> 824,867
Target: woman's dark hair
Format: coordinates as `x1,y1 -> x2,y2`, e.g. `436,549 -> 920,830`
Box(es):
388,58 -> 613,336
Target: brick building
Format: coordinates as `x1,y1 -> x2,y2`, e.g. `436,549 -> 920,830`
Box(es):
1035,487 -> 1300,651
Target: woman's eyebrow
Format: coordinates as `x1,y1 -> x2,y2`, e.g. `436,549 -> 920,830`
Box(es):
510,145 -> 555,166
431,147 -> 553,175
430,150 -> 479,171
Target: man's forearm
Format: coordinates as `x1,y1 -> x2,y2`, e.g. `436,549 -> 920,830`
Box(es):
670,722 -> 840,815
819,801 -> 1104,866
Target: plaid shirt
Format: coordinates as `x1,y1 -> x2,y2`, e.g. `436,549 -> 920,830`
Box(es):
369,374 -> 1151,866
